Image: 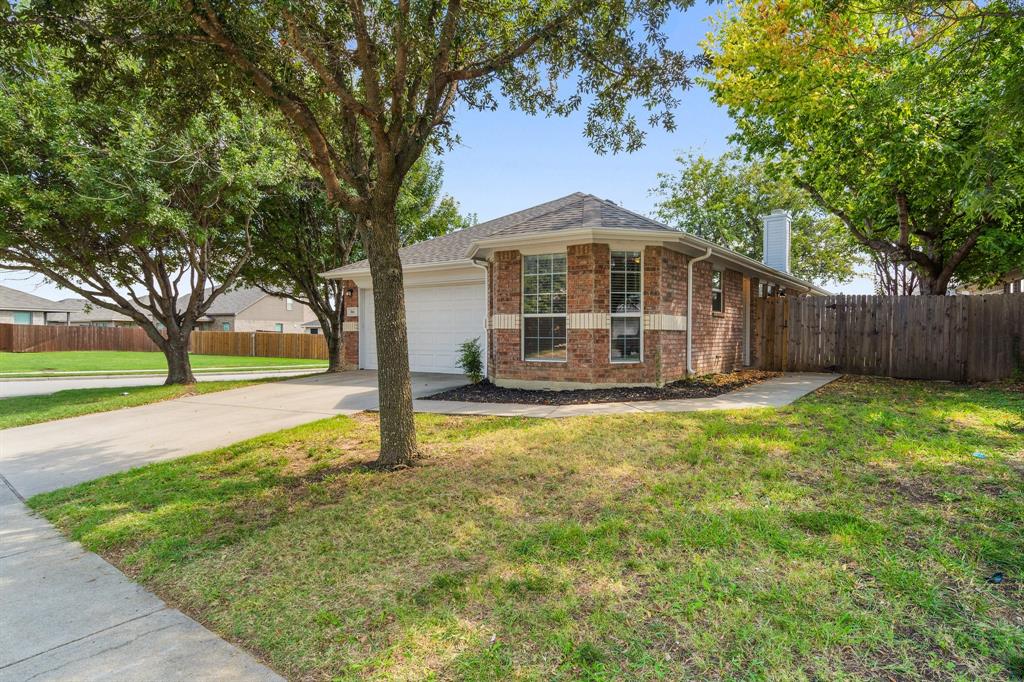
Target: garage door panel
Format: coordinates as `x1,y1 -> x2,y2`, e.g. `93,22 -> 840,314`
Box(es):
361,283 -> 485,374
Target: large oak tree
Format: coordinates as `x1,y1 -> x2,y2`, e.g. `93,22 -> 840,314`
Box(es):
704,0 -> 1024,294
0,45 -> 290,383
32,0 -> 705,465
651,149 -> 861,285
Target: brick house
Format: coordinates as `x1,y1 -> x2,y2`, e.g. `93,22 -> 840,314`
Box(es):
324,193 -> 827,388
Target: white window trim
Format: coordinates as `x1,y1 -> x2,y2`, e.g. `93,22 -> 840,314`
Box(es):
521,252 -> 568,363
711,269 -> 725,314
610,249 -> 643,364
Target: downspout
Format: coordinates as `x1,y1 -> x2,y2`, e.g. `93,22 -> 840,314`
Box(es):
471,258 -> 490,378
686,247 -> 714,376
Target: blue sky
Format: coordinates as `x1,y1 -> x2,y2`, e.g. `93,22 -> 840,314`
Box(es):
2,4 -> 873,298
441,4 -> 733,222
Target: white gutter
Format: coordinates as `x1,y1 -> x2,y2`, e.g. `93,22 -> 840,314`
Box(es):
470,258 -> 490,378
686,247 -> 714,376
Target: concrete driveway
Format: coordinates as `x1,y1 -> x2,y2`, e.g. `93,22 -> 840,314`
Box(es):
0,370 -> 465,498
0,369 -> 324,398
0,370 -> 464,681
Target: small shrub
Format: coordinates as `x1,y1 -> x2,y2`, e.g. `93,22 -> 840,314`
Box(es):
456,337 -> 484,383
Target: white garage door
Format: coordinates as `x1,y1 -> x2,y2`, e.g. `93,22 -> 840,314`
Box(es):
360,283 -> 486,374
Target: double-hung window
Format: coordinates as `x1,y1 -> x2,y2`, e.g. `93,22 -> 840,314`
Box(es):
610,251 -> 642,362
523,254 -> 567,361
711,270 -> 724,313
12,311 -> 32,325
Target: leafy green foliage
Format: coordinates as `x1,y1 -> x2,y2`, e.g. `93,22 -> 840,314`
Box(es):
652,149 -> 861,285
456,337 -> 484,384
704,0 -> 1024,293
0,44 -> 294,381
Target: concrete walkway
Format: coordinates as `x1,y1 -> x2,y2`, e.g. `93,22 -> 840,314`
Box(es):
413,372 -> 841,418
0,370 -> 463,682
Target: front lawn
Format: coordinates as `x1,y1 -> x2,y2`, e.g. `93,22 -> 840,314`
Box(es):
30,378 -> 1024,680
0,351 -> 326,376
0,378 -> 290,429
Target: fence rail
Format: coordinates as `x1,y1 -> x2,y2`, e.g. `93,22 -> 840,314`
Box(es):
757,293 -> 1023,382
0,324 -> 328,360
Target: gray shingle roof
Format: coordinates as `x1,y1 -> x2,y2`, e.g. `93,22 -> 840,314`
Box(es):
177,286 -> 268,316
0,285 -> 77,313
60,298 -> 136,323
484,194 -> 677,238
329,192 -> 671,275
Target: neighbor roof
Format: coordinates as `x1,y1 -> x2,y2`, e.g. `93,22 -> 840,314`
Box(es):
177,286 -> 268,317
60,299 -> 136,324
0,285 -> 76,313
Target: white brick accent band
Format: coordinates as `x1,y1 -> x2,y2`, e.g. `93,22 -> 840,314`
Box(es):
644,313 -> 687,331
567,312 -> 611,329
489,314 -> 520,330
342,322 -> 359,332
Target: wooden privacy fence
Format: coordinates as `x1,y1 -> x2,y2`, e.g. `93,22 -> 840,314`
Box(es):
189,330 -> 328,360
0,324 -> 328,360
0,323 -> 159,353
757,293 -> 1024,382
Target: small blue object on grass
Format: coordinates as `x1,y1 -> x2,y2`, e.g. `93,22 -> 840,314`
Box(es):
972,451 -> 987,459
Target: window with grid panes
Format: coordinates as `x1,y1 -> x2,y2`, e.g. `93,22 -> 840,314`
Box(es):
712,270 -> 724,312
610,251 -> 641,362
522,254 -> 567,360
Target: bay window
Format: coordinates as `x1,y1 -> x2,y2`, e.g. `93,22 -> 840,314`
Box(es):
523,253 -> 567,361
611,250 -> 642,362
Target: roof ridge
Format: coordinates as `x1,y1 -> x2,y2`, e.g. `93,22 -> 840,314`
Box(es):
486,194 -> 587,238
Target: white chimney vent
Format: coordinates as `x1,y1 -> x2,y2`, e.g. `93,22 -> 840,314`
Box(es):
761,209 -> 792,273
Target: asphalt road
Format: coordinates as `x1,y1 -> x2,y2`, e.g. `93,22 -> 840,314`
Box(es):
0,369 -> 324,398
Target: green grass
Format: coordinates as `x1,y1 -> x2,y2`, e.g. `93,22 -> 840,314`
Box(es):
29,377 -> 1024,680
0,351 -> 326,376
0,378 -> 290,429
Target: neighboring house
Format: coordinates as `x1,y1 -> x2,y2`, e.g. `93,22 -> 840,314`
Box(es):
301,320 -> 322,335
61,299 -> 137,327
0,285 -> 74,325
178,286 -> 317,333
324,192 -> 828,387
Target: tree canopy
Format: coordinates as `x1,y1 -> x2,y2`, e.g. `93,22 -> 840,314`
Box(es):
704,0 -> 1024,294
0,44 -> 292,382
27,0 -> 709,465
651,149 -> 861,285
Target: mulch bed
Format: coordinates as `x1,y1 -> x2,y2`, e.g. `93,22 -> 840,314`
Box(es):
425,370 -> 780,405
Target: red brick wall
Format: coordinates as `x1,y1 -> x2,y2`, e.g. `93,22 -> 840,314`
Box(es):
651,248 -> 687,383
487,244 -> 696,386
342,280 -> 359,368
688,264 -> 746,374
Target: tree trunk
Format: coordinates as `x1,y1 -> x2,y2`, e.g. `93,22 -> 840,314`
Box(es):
164,335 -> 196,385
325,319 -> 345,373
362,199 -> 417,467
